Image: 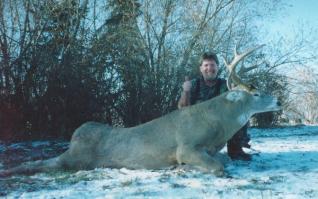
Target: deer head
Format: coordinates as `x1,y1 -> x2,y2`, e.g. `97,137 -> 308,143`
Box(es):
222,45 -> 282,115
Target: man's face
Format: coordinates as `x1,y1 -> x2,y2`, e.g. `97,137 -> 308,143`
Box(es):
200,59 -> 218,81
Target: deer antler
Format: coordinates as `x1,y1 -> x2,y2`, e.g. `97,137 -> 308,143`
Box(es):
223,44 -> 265,91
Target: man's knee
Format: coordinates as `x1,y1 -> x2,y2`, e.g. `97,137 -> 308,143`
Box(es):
227,124 -> 250,147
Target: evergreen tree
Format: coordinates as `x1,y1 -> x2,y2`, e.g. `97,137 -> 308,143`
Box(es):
95,0 -> 152,127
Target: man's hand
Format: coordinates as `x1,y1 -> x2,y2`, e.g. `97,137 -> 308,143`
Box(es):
182,76 -> 192,92
178,76 -> 192,109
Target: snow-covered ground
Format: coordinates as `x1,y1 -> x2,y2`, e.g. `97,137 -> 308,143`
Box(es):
1,125 -> 318,199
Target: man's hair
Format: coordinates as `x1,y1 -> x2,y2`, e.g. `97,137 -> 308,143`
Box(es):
200,52 -> 219,66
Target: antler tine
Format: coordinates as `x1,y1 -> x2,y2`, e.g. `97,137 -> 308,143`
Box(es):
222,55 -> 234,90
225,44 -> 239,72
234,44 -> 238,57
222,55 -> 229,67
238,60 -> 265,75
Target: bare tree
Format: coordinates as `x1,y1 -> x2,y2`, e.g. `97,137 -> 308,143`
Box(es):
136,0 -> 289,124
286,66 -> 318,124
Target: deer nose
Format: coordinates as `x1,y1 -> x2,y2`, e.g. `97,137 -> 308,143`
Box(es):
277,101 -> 282,106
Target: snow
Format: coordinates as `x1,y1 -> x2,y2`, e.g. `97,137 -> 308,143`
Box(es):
1,125 -> 318,198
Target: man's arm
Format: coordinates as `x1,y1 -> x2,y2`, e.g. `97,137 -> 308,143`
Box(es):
178,76 -> 192,109
178,90 -> 191,109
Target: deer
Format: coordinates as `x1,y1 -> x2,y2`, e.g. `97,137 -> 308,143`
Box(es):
0,45 -> 281,177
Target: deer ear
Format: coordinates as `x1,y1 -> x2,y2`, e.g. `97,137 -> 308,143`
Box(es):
225,91 -> 242,102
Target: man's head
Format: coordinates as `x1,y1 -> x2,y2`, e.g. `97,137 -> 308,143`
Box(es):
199,52 -> 219,81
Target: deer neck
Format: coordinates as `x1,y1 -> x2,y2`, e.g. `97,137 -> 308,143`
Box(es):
211,99 -> 251,133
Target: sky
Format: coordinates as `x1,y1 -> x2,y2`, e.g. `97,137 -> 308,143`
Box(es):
265,0 -> 318,41
258,0 -> 318,75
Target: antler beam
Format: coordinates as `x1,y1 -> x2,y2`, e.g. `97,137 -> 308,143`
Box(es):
223,44 -> 265,91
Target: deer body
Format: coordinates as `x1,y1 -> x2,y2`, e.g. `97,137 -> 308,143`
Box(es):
0,89 -> 281,177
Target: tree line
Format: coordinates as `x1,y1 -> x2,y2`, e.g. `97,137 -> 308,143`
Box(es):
0,0 -> 312,141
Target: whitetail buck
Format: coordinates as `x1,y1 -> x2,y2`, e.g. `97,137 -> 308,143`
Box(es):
0,45 -> 281,177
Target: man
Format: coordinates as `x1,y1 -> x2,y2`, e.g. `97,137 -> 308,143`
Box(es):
178,52 -> 251,161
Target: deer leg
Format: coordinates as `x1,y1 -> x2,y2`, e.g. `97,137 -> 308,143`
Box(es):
176,146 -> 224,176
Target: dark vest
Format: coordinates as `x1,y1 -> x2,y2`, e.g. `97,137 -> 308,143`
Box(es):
190,77 -> 227,105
